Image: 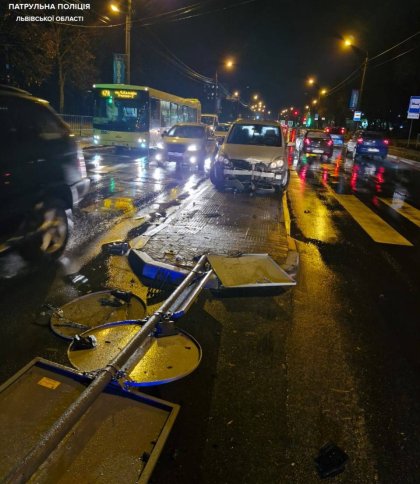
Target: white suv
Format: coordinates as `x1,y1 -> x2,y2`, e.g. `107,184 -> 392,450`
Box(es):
209,119 -> 290,194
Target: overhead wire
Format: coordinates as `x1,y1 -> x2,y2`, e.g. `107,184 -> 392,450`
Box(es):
318,29 -> 420,100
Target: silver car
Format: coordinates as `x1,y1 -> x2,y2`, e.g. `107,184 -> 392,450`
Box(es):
155,123 -> 217,169
209,119 -> 290,193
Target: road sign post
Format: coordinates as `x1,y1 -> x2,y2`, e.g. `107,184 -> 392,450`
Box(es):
407,96 -> 420,147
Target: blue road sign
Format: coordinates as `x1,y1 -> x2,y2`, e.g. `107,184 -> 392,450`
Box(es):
353,111 -> 362,121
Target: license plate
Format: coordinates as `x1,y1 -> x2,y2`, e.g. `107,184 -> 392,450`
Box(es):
168,152 -> 183,157
313,149 -> 323,153
367,148 -> 379,152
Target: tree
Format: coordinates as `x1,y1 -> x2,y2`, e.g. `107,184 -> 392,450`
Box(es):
0,10 -> 97,112
46,25 -> 97,112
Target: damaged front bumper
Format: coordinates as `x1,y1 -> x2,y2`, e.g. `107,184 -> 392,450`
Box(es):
222,167 -> 287,190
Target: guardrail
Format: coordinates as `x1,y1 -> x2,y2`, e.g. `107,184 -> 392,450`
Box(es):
60,114 -> 93,137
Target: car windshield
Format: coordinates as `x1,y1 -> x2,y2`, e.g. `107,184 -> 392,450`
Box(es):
201,116 -> 216,126
307,131 -> 330,139
362,132 -> 385,139
216,124 -> 230,132
227,124 -> 282,146
167,125 -> 205,138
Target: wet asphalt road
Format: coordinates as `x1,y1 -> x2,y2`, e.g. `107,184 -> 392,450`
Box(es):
0,148 -> 419,483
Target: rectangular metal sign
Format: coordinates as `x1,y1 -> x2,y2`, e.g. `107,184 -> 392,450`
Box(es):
349,89 -> 359,109
113,54 -> 126,84
407,96 -> 420,119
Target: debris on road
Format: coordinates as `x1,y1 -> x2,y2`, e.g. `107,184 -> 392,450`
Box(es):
314,441 -> 349,479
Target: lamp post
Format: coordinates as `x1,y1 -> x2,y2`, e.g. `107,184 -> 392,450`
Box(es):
125,0 -> 132,84
344,37 -> 369,118
214,58 -> 234,114
306,77 -> 328,128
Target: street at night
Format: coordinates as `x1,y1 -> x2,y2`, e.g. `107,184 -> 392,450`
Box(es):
1,0 -> 420,481
1,146 -> 419,482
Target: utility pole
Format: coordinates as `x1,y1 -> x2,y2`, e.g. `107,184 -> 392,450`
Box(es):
125,0 -> 132,84
358,52 -> 368,113
214,70 -> 219,114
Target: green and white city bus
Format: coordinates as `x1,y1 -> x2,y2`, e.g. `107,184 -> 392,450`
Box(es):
92,84 -> 201,150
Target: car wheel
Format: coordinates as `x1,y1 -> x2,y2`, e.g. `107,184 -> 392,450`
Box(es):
20,198 -> 69,260
210,162 -> 225,190
280,168 -> 290,190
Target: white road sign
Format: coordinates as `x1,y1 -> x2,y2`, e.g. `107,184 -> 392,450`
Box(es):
407,96 -> 420,119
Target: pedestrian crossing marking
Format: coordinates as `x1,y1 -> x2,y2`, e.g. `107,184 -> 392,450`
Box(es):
379,198 -> 420,227
333,194 -> 413,246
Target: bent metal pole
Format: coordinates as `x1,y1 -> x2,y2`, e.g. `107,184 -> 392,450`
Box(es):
6,255 -> 209,484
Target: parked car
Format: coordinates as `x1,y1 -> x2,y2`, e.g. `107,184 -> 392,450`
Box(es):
214,123 -> 231,144
209,119 -> 290,194
0,85 -> 90,260
346,130 -> 389,160
296,129 -> 334,161
324,126 -> 346,147
155,123 -> 217,169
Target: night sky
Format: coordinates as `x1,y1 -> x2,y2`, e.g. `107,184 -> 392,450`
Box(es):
89,0 -> 419,115
2,0 -> 419,116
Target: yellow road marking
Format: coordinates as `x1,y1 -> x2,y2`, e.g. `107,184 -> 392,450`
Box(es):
333,195 -> 413,246
379,198 -> 420,227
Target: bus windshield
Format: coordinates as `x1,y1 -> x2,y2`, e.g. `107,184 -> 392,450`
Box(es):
93,90 -> 149,132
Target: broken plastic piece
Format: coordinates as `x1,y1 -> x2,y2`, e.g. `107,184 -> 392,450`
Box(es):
99,297 -> 124,308
72,334 -> 97,351
102,242 -> 129,255
314,441 -> 348,479
110,290 -> 133,303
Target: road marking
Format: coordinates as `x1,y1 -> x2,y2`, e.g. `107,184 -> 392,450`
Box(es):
333,194 -> 413,246
379,198 -> 420,227
89,163 -> 130,174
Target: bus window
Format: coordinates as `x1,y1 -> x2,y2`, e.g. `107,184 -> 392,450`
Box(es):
150,98 -> 160,129
170,102 -> 179,127
186,107 -> 196,122
161,100 -> 170,127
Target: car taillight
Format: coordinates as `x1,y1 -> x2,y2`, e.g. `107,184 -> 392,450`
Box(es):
325,127 -> 330,133
340,128 -> 345,134
383,139 -> 389,145
357,138 -> 364,144
304,138 -> 311,145
327,140 -> 333,146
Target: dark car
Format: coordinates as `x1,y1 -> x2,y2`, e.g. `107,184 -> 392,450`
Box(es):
324,126 -> 346,147
296,129 -> 333,161
346,130 -> 389,160
0,85 -> 90,260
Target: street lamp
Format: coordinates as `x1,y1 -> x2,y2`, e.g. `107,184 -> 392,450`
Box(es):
110,0 -> 132,84
214,58 -> 234,114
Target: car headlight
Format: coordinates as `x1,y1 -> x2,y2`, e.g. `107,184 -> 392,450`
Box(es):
269,158 -> 285,170
217,153 -> 229,164
156,141 -> 165,149
187,143 -> 199,152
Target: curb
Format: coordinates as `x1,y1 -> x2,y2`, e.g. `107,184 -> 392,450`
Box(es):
282,192 -> 299,279
388,154 -> 420,169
